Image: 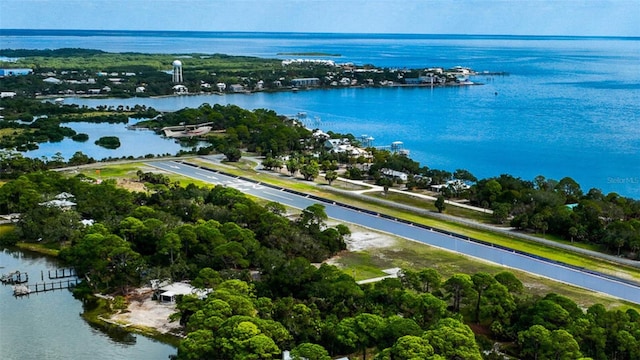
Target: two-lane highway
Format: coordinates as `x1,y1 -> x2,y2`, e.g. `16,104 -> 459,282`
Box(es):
148,160 -> 640,304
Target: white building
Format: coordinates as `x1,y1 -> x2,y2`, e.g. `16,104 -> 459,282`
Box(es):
154,281 -> 211,303
381,168 -> 408,182
172,84 -> 188,94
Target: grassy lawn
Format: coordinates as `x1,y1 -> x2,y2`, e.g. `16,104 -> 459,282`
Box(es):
328,179 -> 371,191
0,224 -> 13,236
80,163 -> 147,178
15,242 -> 61,256
0,128 -> 31,136
370,191 -> 493,223
333,234 -> 639,311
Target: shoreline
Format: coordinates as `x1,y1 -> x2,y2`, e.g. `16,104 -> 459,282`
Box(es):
35,79 -> 485,102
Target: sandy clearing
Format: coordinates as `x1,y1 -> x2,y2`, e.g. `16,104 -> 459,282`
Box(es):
110,289 -> 181,334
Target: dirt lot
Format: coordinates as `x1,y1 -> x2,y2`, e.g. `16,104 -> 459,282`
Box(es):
110,288 -> 182,334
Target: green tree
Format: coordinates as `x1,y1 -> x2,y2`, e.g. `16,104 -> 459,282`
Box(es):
555,177 -> 583,204
518,325 -> 552,360
300,161 -> 320,181
325,170 -> 338,185
494,271 -> 524,294
443,273 -> 474,313
471,272 -> 497,324
400,292 -> 447,328
158,232 -> 182,265
286,157 -> 300,177
481,283 -> 516,327
491,202 -> 511,224
178,329 -> 215,360
297,204 -> 328,234
336,313 -> 386,360
375,335 -> 440,360
453,169 -> 477,183
223,147 -> 242,162
68,151 -> 93,165
435,195 -> 446,213
423,318 -> 482,360
214,320 -> 281,360
483,179 -> 503,206
418,268 -> 442,293
549,329 -> 583,360
290,343 -> 331,360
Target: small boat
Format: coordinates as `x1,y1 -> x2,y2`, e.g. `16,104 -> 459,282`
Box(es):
12,284 -> 31,296
1,270 -> 28,284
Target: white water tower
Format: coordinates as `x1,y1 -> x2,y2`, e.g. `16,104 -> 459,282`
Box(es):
172,60 -> 183,83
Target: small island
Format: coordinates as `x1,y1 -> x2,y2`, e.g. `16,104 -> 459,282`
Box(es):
71,133 -> 89,142
94,136 -> 120,149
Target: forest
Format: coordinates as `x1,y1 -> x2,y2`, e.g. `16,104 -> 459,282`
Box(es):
0,168 -> 638,359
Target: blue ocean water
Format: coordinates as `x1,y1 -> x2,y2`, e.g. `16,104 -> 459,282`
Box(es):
1,30 -> 639,197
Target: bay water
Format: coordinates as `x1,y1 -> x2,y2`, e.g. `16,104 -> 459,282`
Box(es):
1,31 -> 639,196
0,30 -> 639,359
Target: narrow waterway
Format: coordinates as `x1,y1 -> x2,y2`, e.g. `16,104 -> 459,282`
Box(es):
0,248 -> 176,360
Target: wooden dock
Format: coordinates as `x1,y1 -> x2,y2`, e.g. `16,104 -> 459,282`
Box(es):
48,268 -> 76,279
13,278 -> 79,297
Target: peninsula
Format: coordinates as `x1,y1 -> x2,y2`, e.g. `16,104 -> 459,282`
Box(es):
0,48 -> 490,99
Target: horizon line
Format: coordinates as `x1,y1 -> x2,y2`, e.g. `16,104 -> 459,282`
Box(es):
1,28 -> 638,40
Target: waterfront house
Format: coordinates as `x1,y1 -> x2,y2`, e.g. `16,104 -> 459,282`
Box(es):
172,84 -> 188,94
291,78 -> 320,87
430,179 -> 471,193
154,281 -> 211,303
43,77 -> 63,84
381,168 -> 408,182
229,84 -> 245,93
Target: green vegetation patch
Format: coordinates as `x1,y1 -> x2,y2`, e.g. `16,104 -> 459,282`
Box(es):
16,241 -> 60,256
95,136 -> 121,149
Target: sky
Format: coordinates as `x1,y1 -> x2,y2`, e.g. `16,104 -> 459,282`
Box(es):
1,0 -> 639,37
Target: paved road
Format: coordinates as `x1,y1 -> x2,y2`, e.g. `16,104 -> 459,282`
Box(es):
205,154 -> 640,269
148,160 -> 640,304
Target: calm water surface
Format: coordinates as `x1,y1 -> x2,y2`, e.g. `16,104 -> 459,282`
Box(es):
23,120 -> 199,160
0,249 -> 176,360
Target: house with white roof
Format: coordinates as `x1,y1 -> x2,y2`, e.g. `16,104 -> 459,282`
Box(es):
153,281 -> 211,303
43,77 -> 63,84
172,84 -> 188,94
